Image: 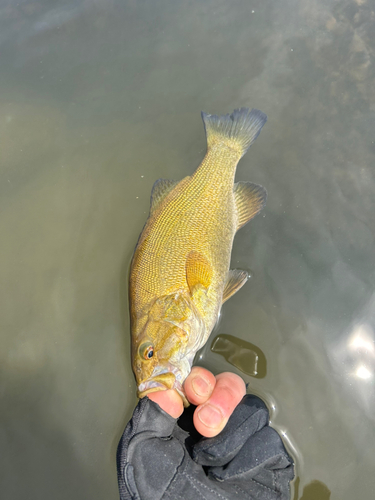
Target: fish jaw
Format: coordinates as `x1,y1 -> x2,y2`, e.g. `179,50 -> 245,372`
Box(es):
137,360 -> 191,407
138,372 -> 176,394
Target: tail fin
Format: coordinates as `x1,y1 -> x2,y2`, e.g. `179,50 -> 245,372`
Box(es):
201,107 -> 267,157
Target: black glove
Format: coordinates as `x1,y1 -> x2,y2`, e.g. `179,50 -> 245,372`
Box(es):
117,394 -> 294,500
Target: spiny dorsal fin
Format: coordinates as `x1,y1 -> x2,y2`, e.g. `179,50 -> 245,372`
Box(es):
234,181 -> 267,231
201,108 -> 267,157
185,251 -> 213,294
222,269 -> 249,304
150,179 -> 179,213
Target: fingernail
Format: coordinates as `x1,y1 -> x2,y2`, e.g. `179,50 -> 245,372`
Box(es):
191,376 -> 210,397
197,404 -> 223,428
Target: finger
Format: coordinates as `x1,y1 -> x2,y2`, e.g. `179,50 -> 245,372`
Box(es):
184,366 -> 216,406
194,372 -> 246,438
147,389 -> 184,419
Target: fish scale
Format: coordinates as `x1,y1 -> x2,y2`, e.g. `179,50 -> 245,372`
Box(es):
129,107 -> 268,403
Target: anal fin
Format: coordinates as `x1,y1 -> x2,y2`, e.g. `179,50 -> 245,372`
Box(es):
222,269 -> 249,304
234,181 -> 267,231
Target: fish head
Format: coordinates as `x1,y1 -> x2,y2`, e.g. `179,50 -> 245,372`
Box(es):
132,321 -> 190,402
132,292 -> 205,404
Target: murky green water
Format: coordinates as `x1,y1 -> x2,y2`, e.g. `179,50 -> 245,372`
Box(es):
1,1 -> 374,499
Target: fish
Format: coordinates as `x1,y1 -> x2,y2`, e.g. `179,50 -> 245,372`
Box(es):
129,107 -> 267,405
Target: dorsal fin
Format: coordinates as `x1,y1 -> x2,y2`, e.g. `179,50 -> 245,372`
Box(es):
222,269 -> 249,304
234,181 -> 267,231
150,179 -> 179,213
185,251 -> 213,294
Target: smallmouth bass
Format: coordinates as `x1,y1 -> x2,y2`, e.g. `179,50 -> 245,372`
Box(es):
130,107 -> 267,405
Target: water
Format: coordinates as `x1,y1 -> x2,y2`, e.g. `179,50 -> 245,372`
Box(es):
1,0 -> 374,499
210,334 -> 267,377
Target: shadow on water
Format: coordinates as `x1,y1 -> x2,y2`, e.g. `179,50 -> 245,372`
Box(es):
0,374 -> 111,500
116,248 -> 137,432
293,477 -> 331,500
210,333 -> 267,377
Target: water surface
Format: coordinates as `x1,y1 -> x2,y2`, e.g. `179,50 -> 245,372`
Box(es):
1,1 -> 374,499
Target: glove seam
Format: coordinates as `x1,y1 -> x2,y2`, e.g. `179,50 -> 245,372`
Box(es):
181,479 -> 208,500
231,484 -> 252,499
117,402 -> 149,499
158,447 -> 187,499
183,472 -> 231,500
274,469 -> 283,497
211,462 -> 275,482
197,407 -> 265,457
123,463 -> 141,500
122,400 -> 148,459
211,448 -> 293,480
232,475 -> 279,494
164,468 -> 207,500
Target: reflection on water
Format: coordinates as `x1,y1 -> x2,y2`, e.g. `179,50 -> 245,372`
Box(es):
210,333 -> 267,377
328,294 -> 375,424
1,0 -> 375,499
348,323 -> 374,380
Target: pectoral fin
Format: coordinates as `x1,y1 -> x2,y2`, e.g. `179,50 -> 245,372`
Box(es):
186,251 -> 213,294
150,179 -> 179,213
222,269 -> 249,304
234,181 -> 267,231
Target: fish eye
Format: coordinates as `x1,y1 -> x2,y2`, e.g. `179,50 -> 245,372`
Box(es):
145,347 -> 154,359
139,342 -> 154,360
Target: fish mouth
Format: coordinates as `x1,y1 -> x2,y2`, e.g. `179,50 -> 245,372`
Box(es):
138,369 -> 189,407
138,372 -> 176,394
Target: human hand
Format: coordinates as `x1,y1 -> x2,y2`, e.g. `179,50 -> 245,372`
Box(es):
148,366 -> 246,437
117,367 -> 294,500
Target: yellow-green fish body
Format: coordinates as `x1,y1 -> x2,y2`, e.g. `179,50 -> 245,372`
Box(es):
130,108 -> 267,404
